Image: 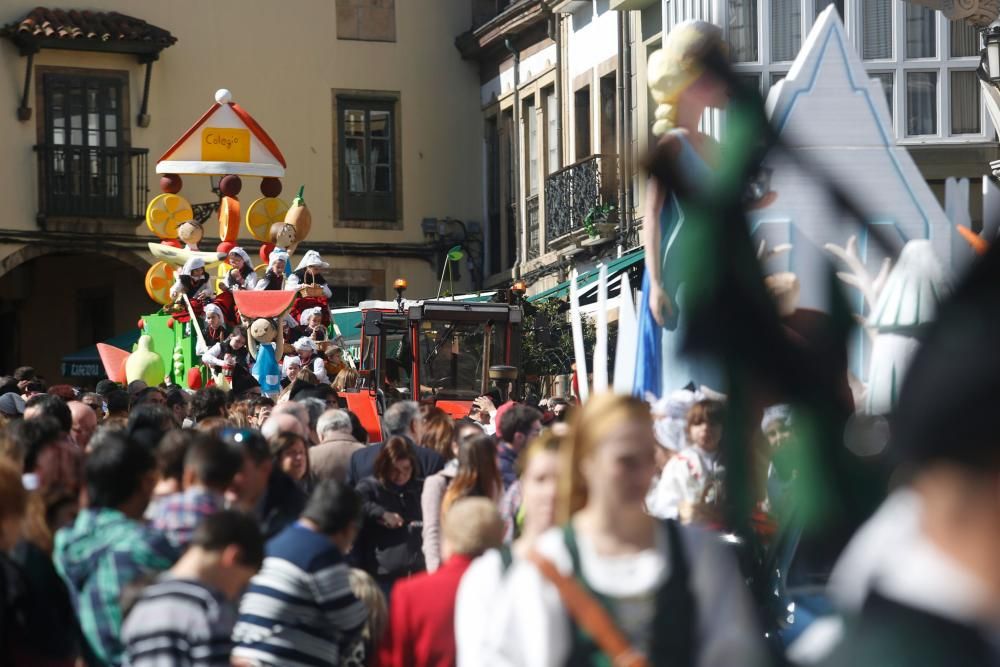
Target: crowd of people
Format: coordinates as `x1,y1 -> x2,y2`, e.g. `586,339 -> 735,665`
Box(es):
0,361 -> 785,667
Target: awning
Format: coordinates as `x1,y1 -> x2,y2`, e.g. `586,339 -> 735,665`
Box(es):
527,248 -> 645,303
331,308 -> 363,344
61,328 -> 141,379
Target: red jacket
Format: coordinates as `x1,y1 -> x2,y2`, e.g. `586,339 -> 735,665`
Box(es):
378,554 -> 475,667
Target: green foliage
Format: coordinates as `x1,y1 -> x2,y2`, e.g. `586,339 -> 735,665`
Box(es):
521,298 -> 615,380
583,202 -> 616,238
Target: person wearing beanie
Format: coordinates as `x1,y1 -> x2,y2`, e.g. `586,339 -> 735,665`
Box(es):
0,392 -> 25,420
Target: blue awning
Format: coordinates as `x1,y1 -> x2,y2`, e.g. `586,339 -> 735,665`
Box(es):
60,328 -> 141,379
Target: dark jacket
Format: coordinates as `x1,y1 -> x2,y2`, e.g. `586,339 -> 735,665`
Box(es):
10,540 -> 79,664
821,593 -> 996,667
346,439 -> 445,487
355,475 -> 425,584
257,467 -> 307,540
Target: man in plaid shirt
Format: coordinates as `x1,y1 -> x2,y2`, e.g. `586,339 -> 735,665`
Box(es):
147,433 -> 243,549
54,432 -> 178,667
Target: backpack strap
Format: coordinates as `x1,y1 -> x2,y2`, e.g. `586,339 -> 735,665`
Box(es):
648,519 -> 696,667
527,549 -> 649,667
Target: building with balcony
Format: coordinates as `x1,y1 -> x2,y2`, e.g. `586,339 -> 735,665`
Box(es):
0,1 -> 485,383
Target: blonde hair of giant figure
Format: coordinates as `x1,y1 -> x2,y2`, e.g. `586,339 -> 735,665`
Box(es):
557,393 -> 657,524
647,20 -> 727,136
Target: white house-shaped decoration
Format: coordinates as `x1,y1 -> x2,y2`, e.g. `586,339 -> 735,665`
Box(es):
753,6 -> 953,307
156,89 -> 287,178
750,6 -> 955,376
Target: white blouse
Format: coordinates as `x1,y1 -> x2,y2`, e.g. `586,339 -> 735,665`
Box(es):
481,522 -> 764,667
646,446 -> 724,520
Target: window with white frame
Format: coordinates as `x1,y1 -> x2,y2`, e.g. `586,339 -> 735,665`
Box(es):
724,0 -> 988,143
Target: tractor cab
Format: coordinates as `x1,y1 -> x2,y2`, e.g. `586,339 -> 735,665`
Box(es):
341,293 -> 522,442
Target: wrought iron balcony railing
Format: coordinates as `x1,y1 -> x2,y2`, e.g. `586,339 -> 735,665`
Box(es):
544,154 -> 619,244
34,144 -> 149,220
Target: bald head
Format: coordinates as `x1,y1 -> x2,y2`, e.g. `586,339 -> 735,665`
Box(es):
271,402 -> 309,435
69,400 -> 97,450
261,413 -> 305,442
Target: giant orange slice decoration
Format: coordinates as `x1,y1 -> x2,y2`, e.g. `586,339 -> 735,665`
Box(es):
233,290 -> 296,318
218,196 -> 241,242
145,261 -> 176,305
97,343 -> 131,383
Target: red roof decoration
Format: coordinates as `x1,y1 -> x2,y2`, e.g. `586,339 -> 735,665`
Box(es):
1,7 -> 176,51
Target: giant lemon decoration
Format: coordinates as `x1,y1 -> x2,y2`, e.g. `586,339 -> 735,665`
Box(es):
146,193 -> 194,239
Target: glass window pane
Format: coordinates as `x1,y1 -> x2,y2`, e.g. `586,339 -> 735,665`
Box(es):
526,98 -> 538,196
950,20 -> 979,58
771,72 -> 787,87
870,72 -> 894,125
905,4 -> 936,59
950,70 -> 981,134
728,0 -> 758,63
344,110 -> 365,137
370,110 -> 390,137
862,0 -> 892,60
906,71 -> 937,136
545,89 -> 559,175
735,73 -> 761,93
373,165 -> 392,192
770,0 -> 801,62
815,0 -> 844,18
370,138 -> 390,166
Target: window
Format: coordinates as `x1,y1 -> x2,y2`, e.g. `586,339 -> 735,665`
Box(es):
870,72 -> 894,125
486,116 -> 502,275
525,96 -> 538,197
861,0 -> 892,60
600,74 -> 617,155
336,0 -> 396,42
337,96 -> 397,222
770,0 -> 801,62
771,72 -> 787,87
814,0 -> 844,18
905,71 -> 937,135
544,87 -> 560,174
330,285 -> 372,308
40,71 -> 137,218
728,0 -> 758,63
950,70 -> 980,134
575,87 -> 592,160
905,4 -> 936,59
950,20 -> 979,58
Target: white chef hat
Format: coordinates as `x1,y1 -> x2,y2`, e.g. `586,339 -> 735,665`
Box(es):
295,250 -> 329,271
299,307 -> 323,326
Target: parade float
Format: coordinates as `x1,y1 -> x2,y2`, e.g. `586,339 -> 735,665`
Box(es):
102,88 -> 315,389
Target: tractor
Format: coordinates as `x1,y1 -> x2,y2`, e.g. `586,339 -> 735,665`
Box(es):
341,285 -> 524,443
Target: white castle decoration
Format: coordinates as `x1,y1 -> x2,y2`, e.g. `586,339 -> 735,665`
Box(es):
604,7 -> 990,413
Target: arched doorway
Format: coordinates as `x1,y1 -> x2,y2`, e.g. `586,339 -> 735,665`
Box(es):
0,249 -> 150,386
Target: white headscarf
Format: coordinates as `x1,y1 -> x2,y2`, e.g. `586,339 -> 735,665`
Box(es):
299,307 -> 323,327
228,247 -> 253,270
268,248 -> 289,272
651,389 -> 700,452
178,256 -> 206,277
292,337 -> 318,354
282,355 -> 302,377
295,250 -> 329,271
203,303 -> 224,322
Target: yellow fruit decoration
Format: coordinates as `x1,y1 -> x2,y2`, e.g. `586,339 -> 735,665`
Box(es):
145,261 -> 176,305
146,193 -> 194,239
246,197 -> 289,243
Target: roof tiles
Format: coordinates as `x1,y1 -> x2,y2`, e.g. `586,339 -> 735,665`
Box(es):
1,7 -> 176,49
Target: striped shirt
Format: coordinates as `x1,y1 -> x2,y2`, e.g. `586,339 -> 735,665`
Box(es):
122,578 -> 236,667
231,522 -> 367,667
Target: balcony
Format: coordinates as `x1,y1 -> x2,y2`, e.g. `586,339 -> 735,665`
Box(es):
34,144 -> 149,222
544,154 -> 619,249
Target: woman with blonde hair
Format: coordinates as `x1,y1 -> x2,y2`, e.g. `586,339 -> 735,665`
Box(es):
485,393 -> 764,666
637,20 -> 729,398
455,431 -> 562,665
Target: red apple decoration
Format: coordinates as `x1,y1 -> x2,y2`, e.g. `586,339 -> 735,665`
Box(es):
217,241 -> 236,255
160,174 -> 182,194
259,243 -> 275,263
219,174 -> 242,197
187,368 -> 203,390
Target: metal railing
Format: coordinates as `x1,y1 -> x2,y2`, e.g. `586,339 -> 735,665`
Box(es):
34,144 -> 149,220
544,154 -> 619,243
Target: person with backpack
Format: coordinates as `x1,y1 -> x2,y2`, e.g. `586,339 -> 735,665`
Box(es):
486,394 -> 765,666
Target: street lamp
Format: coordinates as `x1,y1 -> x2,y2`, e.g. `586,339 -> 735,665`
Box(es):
984,25 -> 1000,83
